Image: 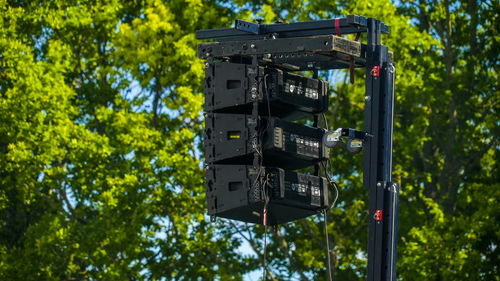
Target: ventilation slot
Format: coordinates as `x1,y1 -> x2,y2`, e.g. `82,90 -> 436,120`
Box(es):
227,80 -> 241,89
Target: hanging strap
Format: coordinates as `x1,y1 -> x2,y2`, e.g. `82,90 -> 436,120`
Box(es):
349,60 -> 355,84
355,32 -> 361,41
333,18 -> 356,84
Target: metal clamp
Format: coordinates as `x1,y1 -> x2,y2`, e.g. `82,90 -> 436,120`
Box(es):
323,128 -> 372,153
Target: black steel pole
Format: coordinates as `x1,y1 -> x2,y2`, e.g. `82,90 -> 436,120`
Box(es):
364,18 -> 399,281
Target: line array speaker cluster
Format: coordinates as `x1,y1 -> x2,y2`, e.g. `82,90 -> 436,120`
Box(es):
203,60 -> 331,225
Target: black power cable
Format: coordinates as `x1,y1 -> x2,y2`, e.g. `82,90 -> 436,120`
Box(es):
262,182 -> 270,280
324,209 -> 333,281
261,72 -> 273,281
321,113 -> 338,280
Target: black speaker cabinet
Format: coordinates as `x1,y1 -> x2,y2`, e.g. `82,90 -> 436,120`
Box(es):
206,165 -> 329,225
204,62 -> 328,120
204,113 -> 329,169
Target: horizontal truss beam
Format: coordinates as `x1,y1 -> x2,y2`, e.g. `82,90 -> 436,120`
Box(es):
196,15 -> 389,41
199,35 -> 362,58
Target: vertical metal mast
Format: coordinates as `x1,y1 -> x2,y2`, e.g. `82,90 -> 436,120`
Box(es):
364,18 -> 399,281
